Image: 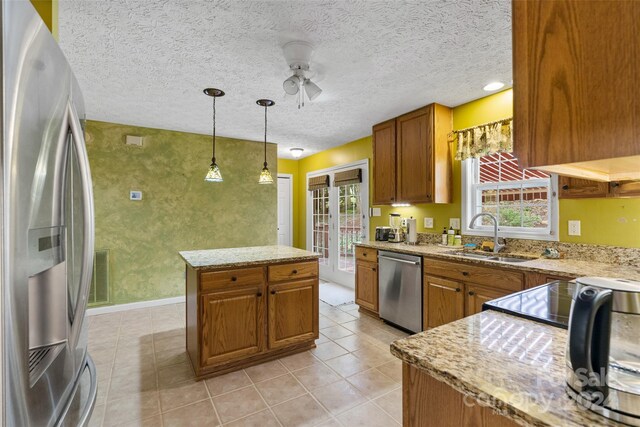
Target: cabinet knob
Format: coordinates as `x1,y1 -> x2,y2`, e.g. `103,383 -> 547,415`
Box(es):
468,291 -> 475,296
611,182 -> 620,188
231,276 -> 237,282
271,290 -> 276,295
462,271 -> 469,276
427,194 -> 431,199
257,292 -> 262,297
292,269 -> 298,274
562,184 -> 569,190
363,253 -> 367,257
455,288 -> 461,292
372,268 -> 376,272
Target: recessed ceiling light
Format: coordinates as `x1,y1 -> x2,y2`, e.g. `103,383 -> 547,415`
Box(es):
483,81 -> 505,91
290,148 -> 304,158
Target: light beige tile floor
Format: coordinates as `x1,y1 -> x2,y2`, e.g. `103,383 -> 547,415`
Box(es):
87,299 -> 407,426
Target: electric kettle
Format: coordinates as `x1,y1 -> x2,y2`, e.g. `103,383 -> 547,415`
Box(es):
566,277 -> 640,426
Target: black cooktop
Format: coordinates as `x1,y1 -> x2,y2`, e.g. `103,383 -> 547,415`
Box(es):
482,280 -> 575,329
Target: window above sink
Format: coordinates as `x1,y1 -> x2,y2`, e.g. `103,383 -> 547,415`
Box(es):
462,152 -> 559,241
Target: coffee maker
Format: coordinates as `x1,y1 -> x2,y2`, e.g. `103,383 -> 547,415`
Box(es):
566,277 -> 640,426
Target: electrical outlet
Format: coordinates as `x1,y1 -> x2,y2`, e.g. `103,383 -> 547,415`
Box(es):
449,218 -> 461,230
424,217 -> 434,228
568,220 -> 581,236
130,190 -> 142,201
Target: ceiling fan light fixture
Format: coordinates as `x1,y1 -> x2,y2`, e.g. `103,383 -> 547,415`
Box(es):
290,148 -> 304,158
304,79 -> 322,101
283,75 -> 301,95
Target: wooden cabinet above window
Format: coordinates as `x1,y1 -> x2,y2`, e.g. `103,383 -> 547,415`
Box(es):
513,0 -> 640,181
559,176 -> 640,199
372,103 -> 452,205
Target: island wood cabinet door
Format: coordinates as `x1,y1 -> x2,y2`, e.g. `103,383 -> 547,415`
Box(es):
268,279 -> 319,349
372,119 -> 397,205
423,275 -> 465,329
465,284 -> 512,317
200,286 -> 265,367
355,260 -> 378,313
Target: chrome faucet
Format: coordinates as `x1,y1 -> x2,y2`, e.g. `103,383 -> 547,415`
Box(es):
468,213 -> 505,253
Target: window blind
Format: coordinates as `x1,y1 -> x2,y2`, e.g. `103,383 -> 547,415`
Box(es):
308,174 -> 330,191
334,168 -> 362,186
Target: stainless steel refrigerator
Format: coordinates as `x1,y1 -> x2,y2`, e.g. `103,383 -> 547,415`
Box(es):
2,1 -> 97,425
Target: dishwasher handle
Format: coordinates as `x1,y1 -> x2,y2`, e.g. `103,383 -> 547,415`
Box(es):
378,255 -> 420,266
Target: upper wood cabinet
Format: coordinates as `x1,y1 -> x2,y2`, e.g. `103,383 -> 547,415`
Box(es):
372,103 -> 452,205
559,176 -> 640,199
558,177 -> 609,199
372,120 -> 397,204
513,0 -> 640,181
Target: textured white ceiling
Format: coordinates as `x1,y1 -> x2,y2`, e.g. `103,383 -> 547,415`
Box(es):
58,0 -> 512,158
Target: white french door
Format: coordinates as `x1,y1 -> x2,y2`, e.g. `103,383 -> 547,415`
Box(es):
307,160 -> 369,288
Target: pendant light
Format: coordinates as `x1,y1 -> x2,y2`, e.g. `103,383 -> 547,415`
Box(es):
256,99 -> 275,184
203,88 -> 225,182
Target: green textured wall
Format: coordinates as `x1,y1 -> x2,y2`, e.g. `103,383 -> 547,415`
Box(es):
86,120 -> 277,305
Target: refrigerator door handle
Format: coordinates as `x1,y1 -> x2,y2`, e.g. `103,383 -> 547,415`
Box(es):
55,355 -> 98,427
67,101 -> 95,333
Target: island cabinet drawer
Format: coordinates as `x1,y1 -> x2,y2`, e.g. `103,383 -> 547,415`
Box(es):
355,247 -> 377,262
268,261 -> 318,282
424,258 -> 523,292
200,267 -> 265,292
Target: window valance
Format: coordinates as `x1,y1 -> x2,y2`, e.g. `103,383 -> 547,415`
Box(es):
334,168 -> 362,186
454,117 -> 513,161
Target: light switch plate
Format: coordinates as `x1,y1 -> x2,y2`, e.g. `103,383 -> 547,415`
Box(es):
130,190 -> 142,201
568,220 -> 581,236
370,207 -> 381,217
450,218 -> 461,230
424,217 -> 434,228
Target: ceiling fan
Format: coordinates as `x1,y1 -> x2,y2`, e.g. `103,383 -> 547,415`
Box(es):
282,41 -> 322,109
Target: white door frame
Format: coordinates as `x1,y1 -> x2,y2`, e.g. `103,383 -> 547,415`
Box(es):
305,159 -> 369,288
277,174 -> 294,246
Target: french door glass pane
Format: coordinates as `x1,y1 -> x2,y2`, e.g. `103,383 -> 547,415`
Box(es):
311,188 -> 329,266
337,183 -> 362,273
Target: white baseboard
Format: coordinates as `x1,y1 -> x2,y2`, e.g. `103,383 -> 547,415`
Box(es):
87,296 -> 185,316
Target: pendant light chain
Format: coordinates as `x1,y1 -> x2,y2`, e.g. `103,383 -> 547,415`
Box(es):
263,104 -> 268,168
211,95 -> 216,164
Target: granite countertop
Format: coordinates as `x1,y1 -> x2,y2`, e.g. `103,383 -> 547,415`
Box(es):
356,241 -> 640,281
391,311 -> 623,427
179,245 -> 320,269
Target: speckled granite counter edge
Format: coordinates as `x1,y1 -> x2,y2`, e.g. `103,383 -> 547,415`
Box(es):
179,253 -> 320,270
390,340 -> 539,427
355,242 -> 639,280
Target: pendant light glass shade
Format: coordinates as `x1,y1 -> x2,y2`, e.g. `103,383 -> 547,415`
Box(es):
203,88 -> 225,182
258,166 -> 274,184
256,99 -> 275,184
205,163 -> 223,182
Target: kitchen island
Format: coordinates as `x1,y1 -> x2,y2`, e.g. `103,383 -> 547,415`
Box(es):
391,310 -> 623,427
179,245 -> 320,379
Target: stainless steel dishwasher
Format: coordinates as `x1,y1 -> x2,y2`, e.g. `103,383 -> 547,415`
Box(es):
378,250 -> 422,333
